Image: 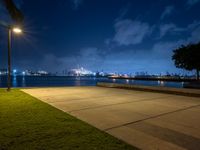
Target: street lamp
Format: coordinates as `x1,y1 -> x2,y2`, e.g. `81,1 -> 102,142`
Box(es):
7,26 -> 22,91
13,27 -> 22,34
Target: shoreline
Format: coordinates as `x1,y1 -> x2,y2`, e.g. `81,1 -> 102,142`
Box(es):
97,82 -> 200,97
108,76 -> 197,82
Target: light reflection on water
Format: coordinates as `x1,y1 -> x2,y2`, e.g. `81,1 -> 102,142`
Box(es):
22,76 -> 26,87
158,80 -> 165,86
0,76 -> 184,88
13,75 -> 17,87
109,78 -> 183,88
74,77 -> 81,86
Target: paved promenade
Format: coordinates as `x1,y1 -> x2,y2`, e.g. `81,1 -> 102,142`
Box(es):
22,87 -> 200,150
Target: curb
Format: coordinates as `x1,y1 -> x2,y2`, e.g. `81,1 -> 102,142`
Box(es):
97,82 -> 200,98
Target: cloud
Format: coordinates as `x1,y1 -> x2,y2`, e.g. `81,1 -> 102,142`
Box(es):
187,0 -> 200,6
101,45 -> 179,73
152,40 -> 186,59
112,19 -> 151,46
33,47 -> 105,72
21,20 -> 200,74
187,26 -> 200,43
187,20 -> 200,29
160,5 -> 174,20
102,20 -> 200,73
76,47 -> 105,69
156,21 -> 200,57
107,40 -> 186,73
159,23 -> 177,38
158,20 -> 200,39
115,4 -> 131,21
71,0 -> 83,10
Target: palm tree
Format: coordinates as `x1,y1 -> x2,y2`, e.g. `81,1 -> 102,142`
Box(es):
1,0 -> 24,23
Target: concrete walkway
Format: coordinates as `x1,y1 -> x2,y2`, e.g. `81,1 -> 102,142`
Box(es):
22,87 -> 200,150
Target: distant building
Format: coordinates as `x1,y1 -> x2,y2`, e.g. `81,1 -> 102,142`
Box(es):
24,70 -> 34,76
68,67 -> 95,76
37,70 -> 48,75
23,70 -> 49,76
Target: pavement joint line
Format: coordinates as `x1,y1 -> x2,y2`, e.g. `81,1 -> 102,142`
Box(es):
47,94 -> 143,103
39,92 -> 149,103
68,95 -> 173,113
131,122 -> 200,150
36,90 -> 143,98
104,104 -> 200,131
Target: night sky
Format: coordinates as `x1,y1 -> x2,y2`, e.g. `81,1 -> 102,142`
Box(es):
0,0 -> 200,74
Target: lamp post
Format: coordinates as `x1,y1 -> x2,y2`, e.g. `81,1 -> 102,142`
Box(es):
7,27 -> 11,91
0,22 -> 23,91
7,26 -> 22,91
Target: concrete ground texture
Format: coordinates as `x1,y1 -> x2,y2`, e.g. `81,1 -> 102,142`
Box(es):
22,87 -> 200,150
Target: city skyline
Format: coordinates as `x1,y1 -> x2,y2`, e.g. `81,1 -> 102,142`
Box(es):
0,0 -> 200,74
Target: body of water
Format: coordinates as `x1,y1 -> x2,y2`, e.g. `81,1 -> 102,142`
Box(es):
0,76 -> 184,88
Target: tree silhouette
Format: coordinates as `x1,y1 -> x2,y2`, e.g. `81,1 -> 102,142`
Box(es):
172,42 -> 200,80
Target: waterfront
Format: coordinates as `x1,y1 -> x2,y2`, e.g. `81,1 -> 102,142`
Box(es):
22,87 -> 200,150
0,76 -> 184,88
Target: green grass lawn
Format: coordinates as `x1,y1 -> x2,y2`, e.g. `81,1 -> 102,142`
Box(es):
0,89 -> 138,150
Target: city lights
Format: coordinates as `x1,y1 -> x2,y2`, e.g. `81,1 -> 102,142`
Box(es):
13,69 -> 17,73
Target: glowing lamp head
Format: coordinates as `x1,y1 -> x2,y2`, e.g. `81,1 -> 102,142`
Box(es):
12,27 -> 22,34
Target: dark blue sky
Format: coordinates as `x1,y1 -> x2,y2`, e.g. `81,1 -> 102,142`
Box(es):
0,0 -> 200,74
